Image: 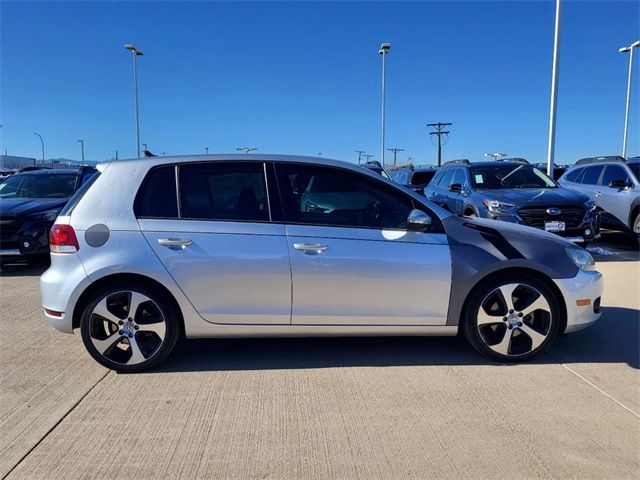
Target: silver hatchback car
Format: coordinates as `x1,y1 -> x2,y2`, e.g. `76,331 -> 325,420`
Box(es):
41,155 -> 603,372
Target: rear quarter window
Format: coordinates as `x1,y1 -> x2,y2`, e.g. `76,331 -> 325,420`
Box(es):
60,172 -> 101,216
134,166 -> 179,218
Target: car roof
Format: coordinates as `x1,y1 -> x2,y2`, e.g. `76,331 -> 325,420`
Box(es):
97,153 -> 364,172
11,169 -> 80,177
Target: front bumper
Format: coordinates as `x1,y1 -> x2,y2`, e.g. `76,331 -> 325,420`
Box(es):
0,218 -> 52,256
485,210 -> 600,243
553,269 -> 603,334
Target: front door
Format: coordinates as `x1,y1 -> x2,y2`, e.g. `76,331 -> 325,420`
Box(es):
276,163 -> 452,326
136,162 -> 291,325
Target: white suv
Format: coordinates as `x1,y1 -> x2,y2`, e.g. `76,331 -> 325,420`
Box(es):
558,156 -> 640,236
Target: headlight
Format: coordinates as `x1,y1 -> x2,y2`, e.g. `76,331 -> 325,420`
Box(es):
566,246 -> 596,271
482,199 -> 517,213
27,209 -> 61,222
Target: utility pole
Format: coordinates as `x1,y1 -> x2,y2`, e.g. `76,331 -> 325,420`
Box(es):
205,147 -> 209,154
78,139 -> 85,166
355,150 -> 366,163
427,122 -> 452,167
362,154 -> 375,162
236,147 -> 257,154
387,148 -> 404,168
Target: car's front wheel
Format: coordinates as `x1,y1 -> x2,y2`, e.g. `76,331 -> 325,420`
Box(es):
462,274 -> 560,362
80,284 -> 180,373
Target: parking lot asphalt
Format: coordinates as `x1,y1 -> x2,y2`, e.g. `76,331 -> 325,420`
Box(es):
1,232 -> 638,480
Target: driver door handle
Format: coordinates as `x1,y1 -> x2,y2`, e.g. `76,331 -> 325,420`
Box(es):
293,243 -> 328,254
158,238 -> 193,249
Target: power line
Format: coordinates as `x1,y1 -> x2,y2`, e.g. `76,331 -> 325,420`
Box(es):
355,150 -> 367,163
427,122 -> 452,167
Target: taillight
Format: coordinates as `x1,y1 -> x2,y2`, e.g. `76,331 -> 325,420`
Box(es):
49,224 -> 79,253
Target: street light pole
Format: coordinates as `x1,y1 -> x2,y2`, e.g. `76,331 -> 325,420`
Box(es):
33,132 -> 45,166
77,139 -> 85,166
205,147 -> 209,154
546,0 -> 562,177
124,43 -> 144,158
379,43 -> 391,168
620,40 -> 640,158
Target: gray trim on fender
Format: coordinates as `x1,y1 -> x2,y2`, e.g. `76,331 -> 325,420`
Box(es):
443,215 -> 579,326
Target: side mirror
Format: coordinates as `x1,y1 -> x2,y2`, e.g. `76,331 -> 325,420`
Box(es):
407,209 -> 433,232
609,179 -> 628,189
448,183 -> 462,193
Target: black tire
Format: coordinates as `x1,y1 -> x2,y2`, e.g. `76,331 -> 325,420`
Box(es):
80,282 -> 180,373
462,273 -> 561,362
575,241 -> 589,249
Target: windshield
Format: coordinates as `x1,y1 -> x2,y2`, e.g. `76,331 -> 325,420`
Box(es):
0,173 -> 77,199
629,163 -> 640,182
469,165 -> 557,189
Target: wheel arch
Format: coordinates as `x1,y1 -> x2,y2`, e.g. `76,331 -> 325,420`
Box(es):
72,273 -> 184,335
629,200 -> 640,230
458,267 -> 568,334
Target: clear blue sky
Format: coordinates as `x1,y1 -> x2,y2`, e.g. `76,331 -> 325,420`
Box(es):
1,1 -> 638,164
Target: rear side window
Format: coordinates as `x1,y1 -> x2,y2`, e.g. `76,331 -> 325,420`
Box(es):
563,167 -> 583,182
579,165 -> 603,185
134,166 -> 178,218
179,162 -> 269,222
411,171 -> 435,185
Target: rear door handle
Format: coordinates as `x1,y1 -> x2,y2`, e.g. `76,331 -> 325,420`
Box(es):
158,238 -> 192,249
293,243 -> 328,254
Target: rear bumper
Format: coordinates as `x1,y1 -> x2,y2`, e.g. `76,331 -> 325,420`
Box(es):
40,252 -> 90,334
554,269 -> 604,334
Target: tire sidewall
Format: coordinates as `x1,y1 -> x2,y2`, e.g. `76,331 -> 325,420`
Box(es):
462,274 -> 561,362
80,283 -> 180,373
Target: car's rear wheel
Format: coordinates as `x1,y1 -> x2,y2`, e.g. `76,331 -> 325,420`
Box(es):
80,284 -> 180,373
462,274 -> 560,362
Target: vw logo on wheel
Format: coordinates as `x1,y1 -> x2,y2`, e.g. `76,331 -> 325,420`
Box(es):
546,207 -> 561,216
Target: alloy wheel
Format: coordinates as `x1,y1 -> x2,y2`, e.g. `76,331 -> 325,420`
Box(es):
88,291 -> 167,366
476,283 -> 552,357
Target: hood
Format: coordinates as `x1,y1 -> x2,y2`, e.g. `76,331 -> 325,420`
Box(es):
0,198 -> 67,217
480,187 -> 590,206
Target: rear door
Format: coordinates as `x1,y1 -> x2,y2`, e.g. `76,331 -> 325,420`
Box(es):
137,162 -> 291,325
276,163 -> 451,326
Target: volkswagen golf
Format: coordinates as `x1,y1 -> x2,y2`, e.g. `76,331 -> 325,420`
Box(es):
40,155 -> 603,372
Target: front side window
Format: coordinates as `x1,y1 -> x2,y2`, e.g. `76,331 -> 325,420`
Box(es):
411,171 -> 436,185
600,165 -> 630,186
278,164 -> 415,230
179,162 -> 269,222
450,169 -> 466,186
0,173 -> 78,199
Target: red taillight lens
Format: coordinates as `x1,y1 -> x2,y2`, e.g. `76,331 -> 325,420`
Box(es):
49,224 -> 79,253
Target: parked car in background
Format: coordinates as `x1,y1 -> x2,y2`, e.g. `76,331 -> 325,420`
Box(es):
558,156 -> 640,236
424,160 -> 599,246
0,169 -> 15,182
389,165 -> 438,193
360,161 -> 391,179
0,166 -> 97,260
533,163 -> 569,181
41,154 -> 602,372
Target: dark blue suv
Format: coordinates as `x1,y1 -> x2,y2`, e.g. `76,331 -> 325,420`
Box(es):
423,160 -> 600,246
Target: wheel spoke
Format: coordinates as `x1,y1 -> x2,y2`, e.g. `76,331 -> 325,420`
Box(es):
138,321 -> 166,339
498,284 -> 517,312
477,307 -> 504,326
493,328 -> 513,356
520,295 -> 550,319
128,292 -> 150,320
127,336 -> 147,365
93,299 -> 123,325
519,324 -> 547,350
92,333 -> 121,356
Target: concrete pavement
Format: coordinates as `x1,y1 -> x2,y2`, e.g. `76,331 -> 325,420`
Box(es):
1,241 -> 638,479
